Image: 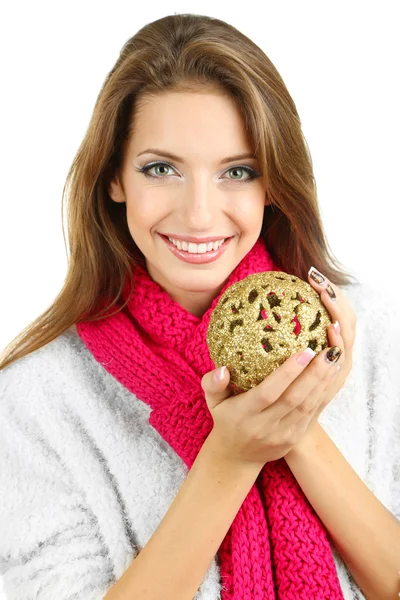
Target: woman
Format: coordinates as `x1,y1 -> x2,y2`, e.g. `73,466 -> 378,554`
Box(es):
0,13 -> 399,600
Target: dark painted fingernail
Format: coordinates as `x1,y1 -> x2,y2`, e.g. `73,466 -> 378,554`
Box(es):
325,346 -> 342,364
326,283 -> 337,301
308,266 -> 326,285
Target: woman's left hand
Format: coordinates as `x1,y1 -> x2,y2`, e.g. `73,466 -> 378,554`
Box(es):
304,267 -> 357,431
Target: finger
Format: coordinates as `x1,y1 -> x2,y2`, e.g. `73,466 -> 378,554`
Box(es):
327,320 -> 345,360
267,343 -> 344,421
308,266 -> 338,301
308,266 -> 355,349
327,319 -> 351,368
278,345 -> 343,425
247,347 -> 316,414
308,268 -> 355,326
201,366 -> 232,410
280,362 -> 341,429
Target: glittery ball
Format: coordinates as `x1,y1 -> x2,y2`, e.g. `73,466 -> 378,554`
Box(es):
207,271 -> 332,393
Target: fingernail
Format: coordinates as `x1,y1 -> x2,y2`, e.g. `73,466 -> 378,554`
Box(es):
296,347 -> 316,366
333,320 -> 340,334
324,346 -> 342,364
214,366 -> 226,382
308,266 -> 326,286
326,283 -> 337,301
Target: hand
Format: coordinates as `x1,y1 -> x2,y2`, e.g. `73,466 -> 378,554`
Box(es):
201,267 -> 356,469
304,266 -> 357,434
203,350 -> 342,469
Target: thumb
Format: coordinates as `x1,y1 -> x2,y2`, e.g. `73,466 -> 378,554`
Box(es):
201,366 -> 232,410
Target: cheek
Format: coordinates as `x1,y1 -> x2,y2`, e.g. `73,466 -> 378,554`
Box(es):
125,185 -> 265,232
126,193 -> 166,231
228,194 -> 265,228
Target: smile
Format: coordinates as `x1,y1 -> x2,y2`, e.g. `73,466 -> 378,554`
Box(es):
159,234 -> 234,264
168,237 -> 226,253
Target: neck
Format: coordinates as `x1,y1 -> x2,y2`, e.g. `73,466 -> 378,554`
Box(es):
145,261 -> 230,319
168,288 -> 221,318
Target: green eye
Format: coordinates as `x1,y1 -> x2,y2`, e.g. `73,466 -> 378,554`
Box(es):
136,161 -> 261,183
226,167 -> 252,180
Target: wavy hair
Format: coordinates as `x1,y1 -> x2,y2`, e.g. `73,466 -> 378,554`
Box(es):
0,13 -> 358,371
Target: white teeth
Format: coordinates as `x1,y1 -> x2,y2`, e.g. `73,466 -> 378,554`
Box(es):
187,242 -> 197,253
168,237 -> 226,253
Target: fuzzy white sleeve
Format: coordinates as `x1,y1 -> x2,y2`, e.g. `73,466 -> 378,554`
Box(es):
385,296 -> 400,522
360,282 -> 400,522
0,361 -> 116,599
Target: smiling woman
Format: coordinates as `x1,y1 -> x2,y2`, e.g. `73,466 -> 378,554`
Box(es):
2,11 -> 399,600
0,14 -> 358,371
106,89 -> 271,315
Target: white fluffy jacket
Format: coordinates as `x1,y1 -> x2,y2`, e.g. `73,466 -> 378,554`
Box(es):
0,280 -> 399,600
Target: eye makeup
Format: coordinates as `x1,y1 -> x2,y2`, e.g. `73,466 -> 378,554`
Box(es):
134,161 -> 262,183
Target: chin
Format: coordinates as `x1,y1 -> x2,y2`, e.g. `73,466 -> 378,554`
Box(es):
172,269 -> 232,291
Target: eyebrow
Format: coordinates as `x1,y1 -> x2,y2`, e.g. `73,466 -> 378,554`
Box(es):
136,148 -> 257,164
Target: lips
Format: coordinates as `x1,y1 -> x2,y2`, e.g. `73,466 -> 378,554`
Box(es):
164,236 -> 225,252
161,234 -> 233,245
159,233 -> 234,264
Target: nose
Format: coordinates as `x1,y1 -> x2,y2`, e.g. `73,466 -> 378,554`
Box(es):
181,179 -> 216,231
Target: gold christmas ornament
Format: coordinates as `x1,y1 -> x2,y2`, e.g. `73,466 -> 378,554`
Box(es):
207,271 -> 333,393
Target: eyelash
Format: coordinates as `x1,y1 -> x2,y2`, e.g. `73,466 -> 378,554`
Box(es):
134,161 -> 261,183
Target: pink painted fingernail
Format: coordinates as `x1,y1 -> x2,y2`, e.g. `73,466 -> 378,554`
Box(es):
214,366 -> 226,382
296,347 -> 316,366
333,320 -> 340,334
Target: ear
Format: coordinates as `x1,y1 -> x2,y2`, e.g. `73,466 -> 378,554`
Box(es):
108,176 -> 126,204
264,193 -> 272,206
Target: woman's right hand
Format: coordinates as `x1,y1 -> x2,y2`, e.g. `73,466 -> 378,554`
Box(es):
201,346 -> 342,468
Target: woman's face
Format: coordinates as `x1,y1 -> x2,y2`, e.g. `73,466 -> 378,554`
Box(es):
108,90 -> 269,317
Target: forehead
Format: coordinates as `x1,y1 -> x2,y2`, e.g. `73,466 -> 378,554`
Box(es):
129,90 -> 253,161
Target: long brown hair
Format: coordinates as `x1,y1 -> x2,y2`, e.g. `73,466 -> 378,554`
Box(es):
0,13 -> 358,372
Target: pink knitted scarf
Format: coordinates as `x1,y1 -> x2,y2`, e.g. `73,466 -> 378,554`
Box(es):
76,237 -> 344,599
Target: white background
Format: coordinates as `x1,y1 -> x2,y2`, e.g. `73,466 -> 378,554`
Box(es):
0,1 -> 399,597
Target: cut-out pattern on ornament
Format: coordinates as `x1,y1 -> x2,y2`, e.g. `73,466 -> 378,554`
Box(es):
207,271 -> 332,392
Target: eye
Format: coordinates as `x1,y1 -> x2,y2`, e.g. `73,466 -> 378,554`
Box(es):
135,161 -> 261,183
140,162 -> 175,178
224,166 -> 260,182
